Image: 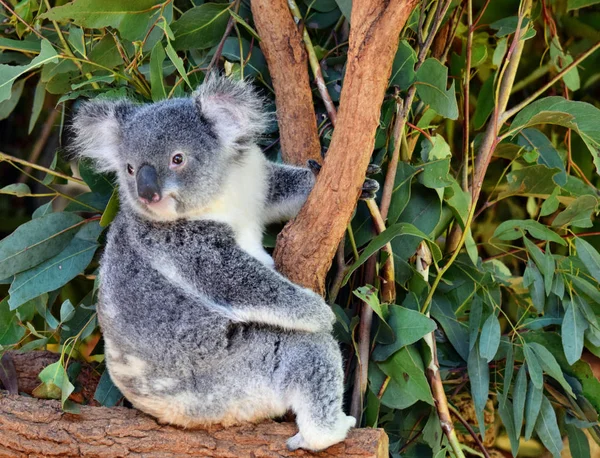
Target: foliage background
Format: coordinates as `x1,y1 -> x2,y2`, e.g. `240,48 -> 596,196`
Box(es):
1,0 -> 600,456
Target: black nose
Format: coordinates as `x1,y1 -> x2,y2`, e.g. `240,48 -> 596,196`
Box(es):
136,165 -> 161,204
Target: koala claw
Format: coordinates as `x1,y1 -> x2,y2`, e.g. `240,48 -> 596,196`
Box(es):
286,433 -> 307,451
359,178 -> 380,200
307,159 -> 322,175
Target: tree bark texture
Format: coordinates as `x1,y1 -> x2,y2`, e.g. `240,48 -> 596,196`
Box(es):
273,0 -> 420,294
251,0 -> 322,166
0,394 -> 388,458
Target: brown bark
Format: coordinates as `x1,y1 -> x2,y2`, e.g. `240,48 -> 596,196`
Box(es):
7,351 -> 100,404
0,394 -> 388,458
251,0 -> 322,166
273,0 -> 420,294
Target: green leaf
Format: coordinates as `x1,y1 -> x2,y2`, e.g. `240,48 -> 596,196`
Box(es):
522,260 -> 545,313
550,38 -> 580,92
552,195 -> 597,229
468,342 -> 490,439
0,183 -> 31,197
562,298 -> 588,365
517,128 -> 567,186
67,25 -> 86,57
0,40 -> 58,103
513,363 -> 527,439
524,381 -> 543,440
473,73 -> 495,129
415,58 -> 458,120
28,78 -> 46,134
0,78 -> 25,121
0,297 -> 25,346
100,190 -> 120,227
150,41 -> 167,102
372,305 -> 437,361
390,40 -> 416,89
565,423 -> 591,458
509,97 -> 600,176
373,346 -> 433,409
387,162 -> 418,226
490,16 -> 531,37
397,184 -> 442,237
523,343 -> 544,389
535,396 -> 563,458
432,295 -> 470,361
492,219 -> 566,245
94,370 -> 123,407
499,165 -> 562,201
165,43 -> 192,90
40,0 -> 162,42
568,0 -> 600,10
0,212 -> 83,280
0,37 -> 41,53
529,342 -> 575,397
8,231 -> 99,309
479,313 -> 501,362
353,286 -> 393,344
37,360 -> 76,409
498,395 -> 519,457
575,238 -> 600,284
171,3 -> 230,51
444,179 -> 470,228
343,222 -> 440,285
469,297 -> 483,351
523,238 -> 554,296
220,37 -> 268,78
59,299 -> 75,323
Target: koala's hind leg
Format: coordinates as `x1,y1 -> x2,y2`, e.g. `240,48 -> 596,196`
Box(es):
279,333 -> 355,452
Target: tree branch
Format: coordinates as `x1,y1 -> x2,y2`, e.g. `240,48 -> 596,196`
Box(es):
250,0 -> 322,165
273,0 -> 420,294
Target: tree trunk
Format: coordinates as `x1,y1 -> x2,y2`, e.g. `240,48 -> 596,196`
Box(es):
273,0 -> 419,294
0,394 -> 388,458
251,0 -> 322,166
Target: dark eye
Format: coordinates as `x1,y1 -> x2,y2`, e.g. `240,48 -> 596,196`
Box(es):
127,164 -> 134,175
172,153 -> 184,165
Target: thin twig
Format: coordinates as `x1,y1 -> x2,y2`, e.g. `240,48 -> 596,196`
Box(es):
18,108 -> 61,183
448,404 -> 491,458
0,151 -> 86,186
207,0 -> 241,72
0,0 -> 45,40
503,40 -> 600,121
420,0 -> 533,316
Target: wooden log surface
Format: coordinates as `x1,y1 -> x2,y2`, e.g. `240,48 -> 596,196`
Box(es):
0,394 -> 388,458
0,352 -> 388,457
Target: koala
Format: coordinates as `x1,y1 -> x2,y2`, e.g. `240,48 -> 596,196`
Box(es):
72,74 -> 356,452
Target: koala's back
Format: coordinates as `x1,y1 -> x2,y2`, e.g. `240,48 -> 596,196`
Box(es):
97,214 -> 292,426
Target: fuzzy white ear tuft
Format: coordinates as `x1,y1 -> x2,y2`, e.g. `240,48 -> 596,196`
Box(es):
71,100 -> 137,172
193,74 -> 270,149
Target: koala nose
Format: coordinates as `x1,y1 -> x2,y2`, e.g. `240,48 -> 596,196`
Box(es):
136,165 -> 162,204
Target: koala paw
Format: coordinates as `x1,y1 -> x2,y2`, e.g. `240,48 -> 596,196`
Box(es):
287,415 -> 356,451
359,178 -> 380,200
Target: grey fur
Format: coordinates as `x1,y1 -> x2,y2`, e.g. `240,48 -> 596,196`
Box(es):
72,75 -> 354,451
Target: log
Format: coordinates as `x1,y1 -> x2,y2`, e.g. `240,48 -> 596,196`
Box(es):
251,0 -> 322,166
0,394 -> 388,458
7,351 -> 100,404
273,0 -> 420,294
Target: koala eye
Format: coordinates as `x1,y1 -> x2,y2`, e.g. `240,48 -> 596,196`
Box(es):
171,153 -> 185,168
127,164 -> 135,175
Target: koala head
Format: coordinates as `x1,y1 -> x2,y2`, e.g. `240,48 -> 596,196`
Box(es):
72,74 -> 269,220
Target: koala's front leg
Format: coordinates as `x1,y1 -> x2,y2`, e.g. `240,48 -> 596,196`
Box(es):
263,163 -> 315,224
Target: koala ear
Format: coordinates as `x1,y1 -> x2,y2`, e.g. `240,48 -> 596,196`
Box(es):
71,99 -> 137,172
193,74 -> 269,149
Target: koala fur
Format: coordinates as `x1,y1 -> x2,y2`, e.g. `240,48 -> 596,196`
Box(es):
72,74 -> 355,451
